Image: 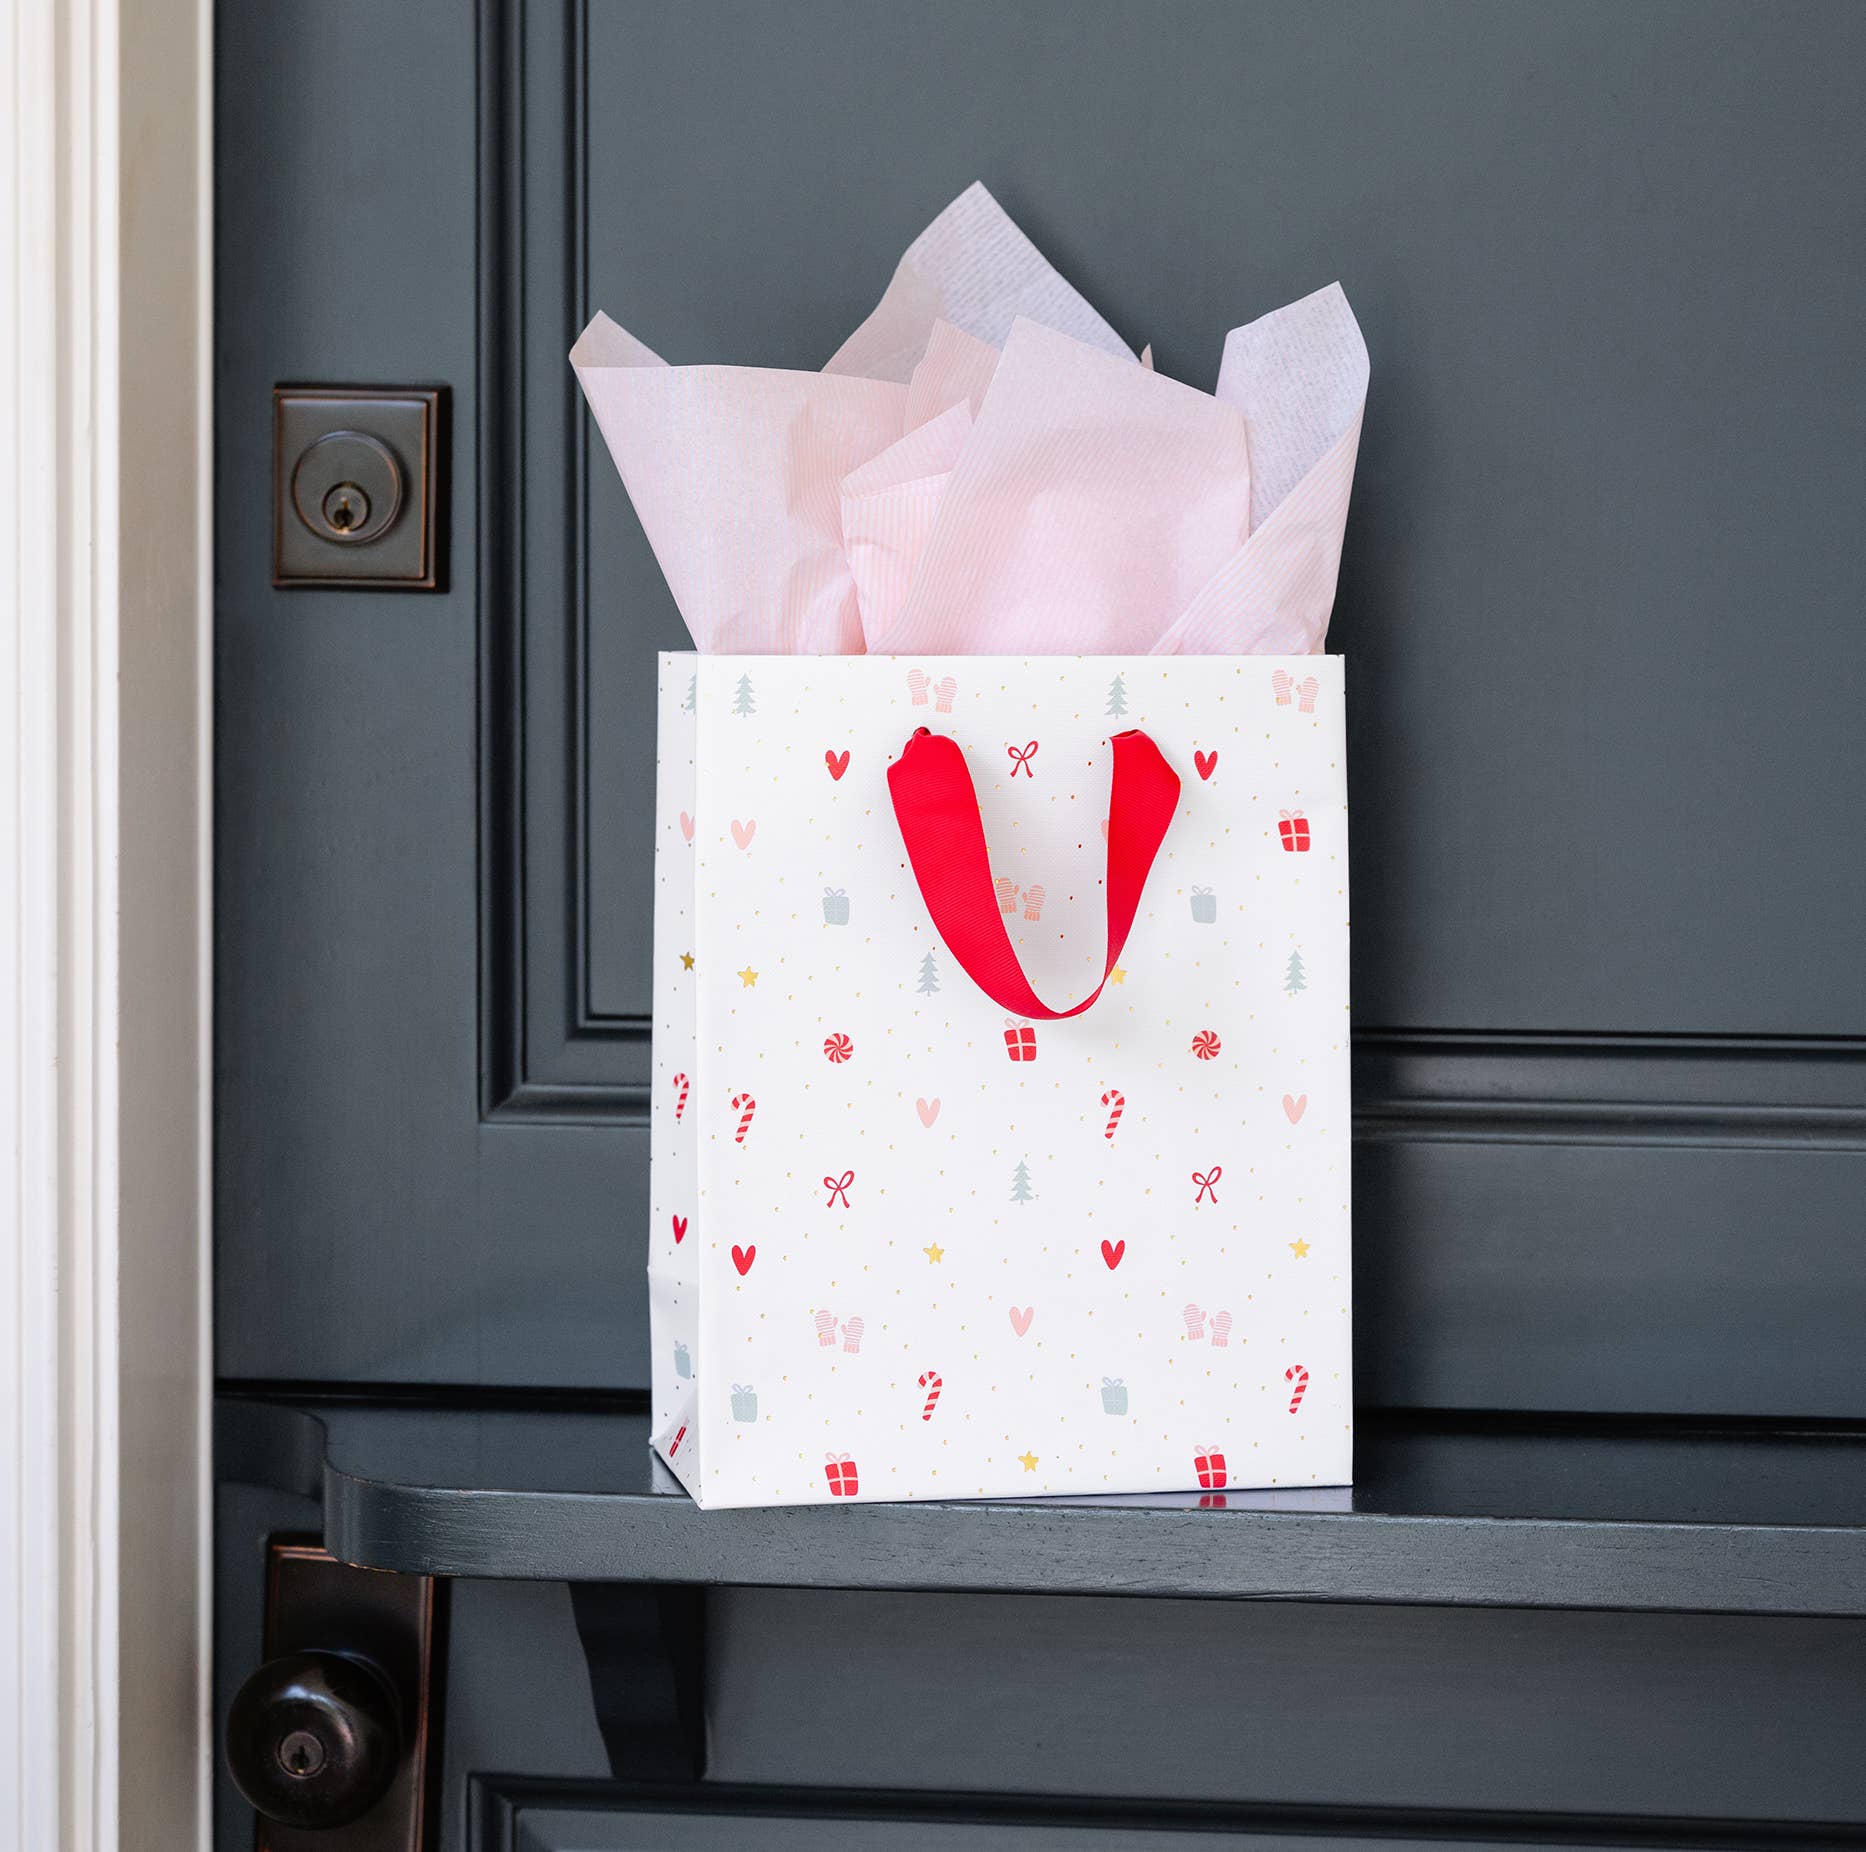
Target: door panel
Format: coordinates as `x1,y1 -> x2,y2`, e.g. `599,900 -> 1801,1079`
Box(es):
218,1 -> 1866,1401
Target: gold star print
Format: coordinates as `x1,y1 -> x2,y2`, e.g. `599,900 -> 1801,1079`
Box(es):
1108,967 -> 1127,985
680,951 -> 695,970
923,1242 -> 945,1264
1018,1451 -> 1039,1471
1289,1237 -> 1311,1259
737,966 -> 758,988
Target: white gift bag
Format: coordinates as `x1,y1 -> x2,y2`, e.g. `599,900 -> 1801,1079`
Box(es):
649,652 -> 1351,1508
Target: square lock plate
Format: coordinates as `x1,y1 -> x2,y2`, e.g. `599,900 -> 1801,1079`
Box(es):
274,387 -> 444,588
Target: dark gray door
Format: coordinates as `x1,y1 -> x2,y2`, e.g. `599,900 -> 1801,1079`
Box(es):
215,4 -> 1866,1849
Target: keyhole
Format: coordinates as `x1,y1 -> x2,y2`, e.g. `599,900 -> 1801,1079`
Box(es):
277,1729 -> 326,1779
320,482 -> 370,538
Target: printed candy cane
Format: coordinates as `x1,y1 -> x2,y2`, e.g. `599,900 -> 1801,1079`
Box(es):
1285,1364 -> 1310,1414
918,1369 -> 943,1422
730,1092 -> 756,1144
671,1072 -> 689,1123
1100,1088 -> 1125,1142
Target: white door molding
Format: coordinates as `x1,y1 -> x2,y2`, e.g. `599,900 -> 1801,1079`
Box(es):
2,0 -> 212,1846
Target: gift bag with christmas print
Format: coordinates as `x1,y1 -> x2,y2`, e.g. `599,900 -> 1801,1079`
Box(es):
576,181 -> 1368,1508
645,653 -> 1351,1507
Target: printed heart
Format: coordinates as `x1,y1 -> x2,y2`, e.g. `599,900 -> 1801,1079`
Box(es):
730,819 -> 756,849
1008,1305 -> 1035,1337
679,811 -> 695,841
1194,749 -> 1218,781
1283,1092 -> 1308,1124
671,1214 -> 687,1245
915,1097 -> 941,1127
1101,1238 -> 1126,1270
730,1243 -> 756,1276
825,748 -> 850,781
1100,819 -> 1109,840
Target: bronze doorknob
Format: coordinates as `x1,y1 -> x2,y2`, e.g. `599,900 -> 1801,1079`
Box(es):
225,1648 -> 402,1829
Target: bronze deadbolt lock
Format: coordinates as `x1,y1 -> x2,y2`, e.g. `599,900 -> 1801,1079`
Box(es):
274,387 -> 444,589
291,431 -> 403,547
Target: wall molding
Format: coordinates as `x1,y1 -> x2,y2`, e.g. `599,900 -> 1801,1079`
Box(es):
1,0 -> 212,1842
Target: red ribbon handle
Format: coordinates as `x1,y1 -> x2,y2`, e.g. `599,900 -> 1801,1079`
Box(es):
887,728 -> 1181,1021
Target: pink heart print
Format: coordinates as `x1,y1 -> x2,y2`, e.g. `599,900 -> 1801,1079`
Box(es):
679,811 -> 695,841
1008,1306 -> 1035,1337
730,819 -> 756,849
1283,1092 -> 1308,1123
915,1097 -> 941,1127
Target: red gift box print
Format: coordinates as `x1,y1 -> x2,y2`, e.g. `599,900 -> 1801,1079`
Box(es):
1003,1020 -> 1037,1062
1194,1447 -> 1228,1490
824,1453 -> 859,1497
1277,809 -> 1311,853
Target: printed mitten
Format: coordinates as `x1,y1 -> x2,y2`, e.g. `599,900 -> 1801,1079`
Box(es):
1182,1302 -> 1206,1342
1022,883 -> 1046,922
815,1308 -> 839,1348
841,1315 -> 865,1354
1210,1310 -> 1233,1348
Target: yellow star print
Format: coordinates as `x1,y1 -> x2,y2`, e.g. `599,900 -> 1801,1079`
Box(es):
1108,966 -> 1127,985
679,951 -> 695,970
923,1242 -> 944,1264
737,966 -> 758,987
1018,1451 -> 1039,1471
1289,1237 -> 1311,1259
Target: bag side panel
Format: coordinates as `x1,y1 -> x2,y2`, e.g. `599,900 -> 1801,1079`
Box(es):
648,652 -> 703,1498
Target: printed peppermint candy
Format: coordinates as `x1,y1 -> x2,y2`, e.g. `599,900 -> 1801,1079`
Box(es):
823,1032 -> 854,1063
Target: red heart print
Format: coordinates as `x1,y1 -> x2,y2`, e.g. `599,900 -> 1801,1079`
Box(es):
1101,1239 -> 1126,1270
671,1214 -> 687,1244
825,749 -> 850,781
1194,750 -> 1218,781
731,1244 -> 756,1276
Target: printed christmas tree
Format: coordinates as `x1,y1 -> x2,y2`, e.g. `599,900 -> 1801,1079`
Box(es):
732,672 -> 756,716
1284,948 -> 1307,995
916,950 -> 940,995
1105,673 -> 1128,717
682,672 -> 696,712
1010,1158 -> 1035,1204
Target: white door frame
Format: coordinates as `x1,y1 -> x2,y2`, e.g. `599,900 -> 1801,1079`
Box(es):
3,0 -> 213,1846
